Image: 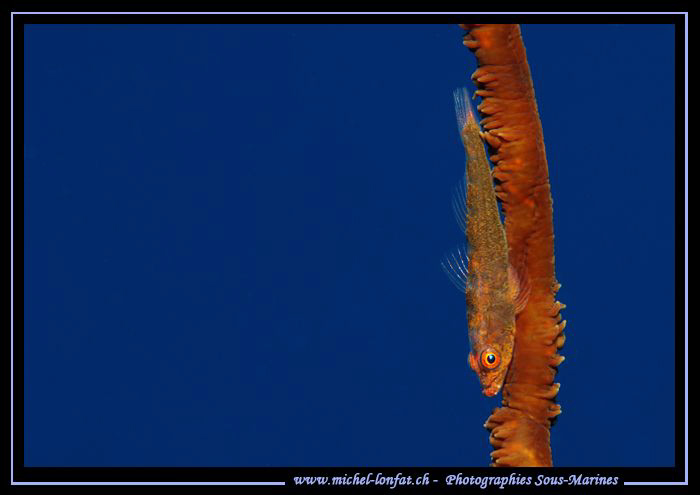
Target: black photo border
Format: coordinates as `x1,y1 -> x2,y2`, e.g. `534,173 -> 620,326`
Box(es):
10,8 -> 688,492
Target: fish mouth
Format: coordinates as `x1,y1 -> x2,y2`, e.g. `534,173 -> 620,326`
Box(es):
482,383 -> 501,397
480,366 -> 509,397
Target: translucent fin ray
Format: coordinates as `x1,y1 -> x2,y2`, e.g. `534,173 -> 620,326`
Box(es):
452,173 -> 468,234
441,247 -> 470,293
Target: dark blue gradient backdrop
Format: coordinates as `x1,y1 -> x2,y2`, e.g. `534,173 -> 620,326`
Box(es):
23,23 -> 676,467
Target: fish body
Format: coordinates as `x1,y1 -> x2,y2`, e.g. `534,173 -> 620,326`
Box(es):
452,88 -> 528,396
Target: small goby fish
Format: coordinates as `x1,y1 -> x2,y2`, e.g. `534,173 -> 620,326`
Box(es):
444,88 -> 530,397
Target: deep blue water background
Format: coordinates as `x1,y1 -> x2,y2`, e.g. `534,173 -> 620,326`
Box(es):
23,23 -> 676,467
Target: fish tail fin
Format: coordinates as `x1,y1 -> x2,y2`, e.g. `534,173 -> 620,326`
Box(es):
453,87 -> 475,133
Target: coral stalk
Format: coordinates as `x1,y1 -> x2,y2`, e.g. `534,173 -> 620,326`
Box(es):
460,24 -> 566,467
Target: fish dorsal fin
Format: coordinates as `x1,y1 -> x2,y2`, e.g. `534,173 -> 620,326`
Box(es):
508,263 -> 531,314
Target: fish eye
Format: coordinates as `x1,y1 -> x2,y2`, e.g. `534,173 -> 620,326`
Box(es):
480,350 -> 500,369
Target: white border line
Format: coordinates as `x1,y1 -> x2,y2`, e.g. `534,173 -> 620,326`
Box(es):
11,11 -> 688,487
625,10 -> 691,489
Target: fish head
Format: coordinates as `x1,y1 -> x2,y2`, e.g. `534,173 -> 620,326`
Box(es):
468,318 -> 516,396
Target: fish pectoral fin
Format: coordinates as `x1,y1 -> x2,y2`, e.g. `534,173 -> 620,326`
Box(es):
441,247 -> 470,294
508,263 -> 531,314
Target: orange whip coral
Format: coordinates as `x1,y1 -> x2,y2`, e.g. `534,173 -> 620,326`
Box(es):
460,24 -> 566,467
